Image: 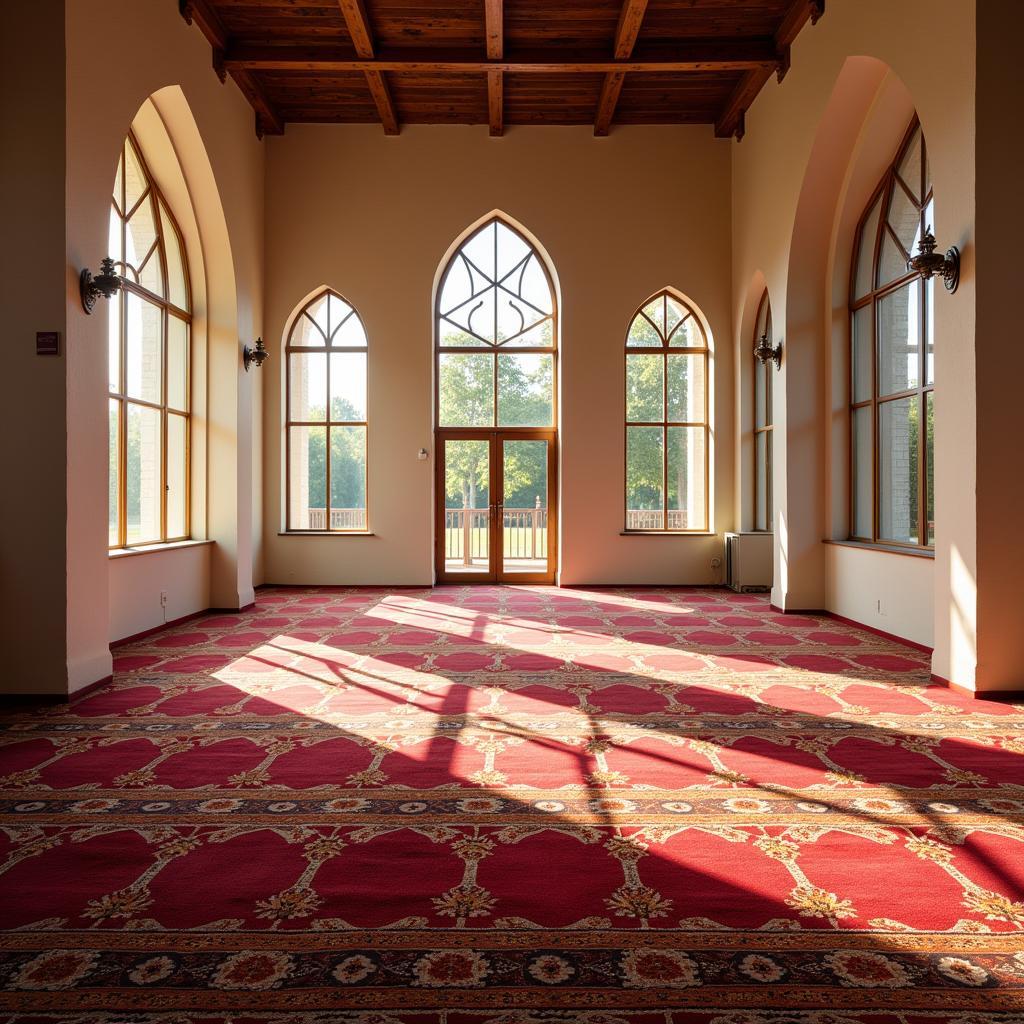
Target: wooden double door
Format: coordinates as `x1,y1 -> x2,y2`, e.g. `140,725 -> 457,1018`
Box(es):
435,429 -> 557,584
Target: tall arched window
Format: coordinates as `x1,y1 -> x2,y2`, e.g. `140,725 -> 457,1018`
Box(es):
285,289 -> 369,532
434,217 -> 557,583
850,118 -> 934,548
108,132 -> 191,548
753,290 -> 773,532
624,290 -> 709,532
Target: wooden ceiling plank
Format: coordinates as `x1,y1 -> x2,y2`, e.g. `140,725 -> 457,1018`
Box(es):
337,0 -> 376,59
365,68 -> 400,134
230,67 -> 286,137
335,0 -> 402,134
714,0 -> 824,139
485,0 -> 504,60
594,0 -> 648,135
485,0 -> 503,136
487,68 -> 504,136
594,71 -> 626,136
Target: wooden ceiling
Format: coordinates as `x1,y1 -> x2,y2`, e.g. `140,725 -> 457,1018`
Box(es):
179,0 -> 824,139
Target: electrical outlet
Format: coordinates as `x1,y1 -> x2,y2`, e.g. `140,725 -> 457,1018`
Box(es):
710,556 -> 722,569
160,591 -> 168,608
877,598 -> 886,617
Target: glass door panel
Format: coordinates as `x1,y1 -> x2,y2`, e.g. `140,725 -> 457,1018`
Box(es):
441,438 -> 492,577
500,438 -> 550,578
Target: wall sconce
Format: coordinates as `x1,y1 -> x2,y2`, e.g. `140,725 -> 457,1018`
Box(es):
908,228 -> 960,293
243,337 -> 269,372
754,330 -> 783,370
80,257 -> 122,314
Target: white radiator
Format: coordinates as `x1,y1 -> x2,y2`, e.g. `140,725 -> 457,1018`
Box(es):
724,532 -> 773,592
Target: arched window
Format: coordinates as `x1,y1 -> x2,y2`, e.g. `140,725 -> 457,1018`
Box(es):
108,132 -> 191,548
285,289 -> 368,532
849,118 -> 934,548
624,290 -> 709,532
753,290 -> 773,532
435,218 -> 556,428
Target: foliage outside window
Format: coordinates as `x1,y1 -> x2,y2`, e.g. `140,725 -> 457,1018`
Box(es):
286,289 -> 368,532
849,118 -> 935,549
435,218 -> 556,513
108,133 -> 191,549
753,290 -> 773,532
624,291 -> 709,532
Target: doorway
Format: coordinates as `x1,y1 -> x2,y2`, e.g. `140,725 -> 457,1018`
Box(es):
435,430 -> 556,583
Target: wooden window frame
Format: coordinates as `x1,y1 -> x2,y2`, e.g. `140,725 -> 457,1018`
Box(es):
752,289 -> 773,533
848,117 -> 934,551
108,131 -> 192,551
284,288 -> 370,533
623,290 -> 710,534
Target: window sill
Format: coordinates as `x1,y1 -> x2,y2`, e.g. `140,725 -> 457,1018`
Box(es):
823,539 -> 934,559
620,530 -> 717,537
277,531 -> 376,537
109,539 -> 214,560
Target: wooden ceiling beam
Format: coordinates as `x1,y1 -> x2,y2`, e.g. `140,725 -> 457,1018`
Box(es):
485,0 -> 503,136
336,0 -> 400,134
179,0 -> 284,137
714,0 -> 824,140
595,0 -> 648,136
223,44 -> 780,75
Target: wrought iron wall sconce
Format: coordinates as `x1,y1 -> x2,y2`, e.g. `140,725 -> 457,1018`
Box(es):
754,330 -> 783,370
243,337 -> 269,372
80,257 -> 122,314
908,228 -> 960,293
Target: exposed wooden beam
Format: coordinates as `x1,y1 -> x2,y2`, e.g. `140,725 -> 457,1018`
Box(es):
487,69 -> 503,137
594,0 -> 648,136
224,43 -> 780,76
179,0 -> 284,137
336,0 -> 400,134
484,0 -> 504,136
714,0 -> 824,140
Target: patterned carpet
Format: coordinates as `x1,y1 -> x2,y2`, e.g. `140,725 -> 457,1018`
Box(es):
1,585 -> 1023,1023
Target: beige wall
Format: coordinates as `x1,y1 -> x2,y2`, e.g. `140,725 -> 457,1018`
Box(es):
0,2 -> 69,695
262,124 -> 733,585
730,0 -> 975,676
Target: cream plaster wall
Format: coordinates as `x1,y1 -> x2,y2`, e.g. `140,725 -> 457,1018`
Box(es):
729,0 -> 975,677
262,124 -> 733,586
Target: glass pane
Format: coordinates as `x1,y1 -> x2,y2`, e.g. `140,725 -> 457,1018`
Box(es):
443,439 -> 490,573
925,277 -> 934,385
289,352 -> 327,421
878,397 -> 919,545
667,354 -> 704,423
123,139 -> 148,213
330,426 -> 367,530
125,292 -> 162,404
878,227 -> 909,287
328,293 -> 354,336
438,353 -> 494,427
665,296 -> 686,338
878,281 -> 921,396
113,151 -> 124,213
334,310 -> 367,348
503,439 -> 548,573
626,426 -> 663,529
497,353 -> 553,427
125,403 -> 162,545
755,360 -> 766,429
626,354 -> 663,422
667,426 -> 705,531
755,431 -> 768,532
852,407 -> 872,538
513,319 -> 554,348
627,312 -> 661,347
926,392 -> 934,546
854,196 -> 881,300
463,222 -> 497,279
108,204 -> 122,265
167,315 -> 188,412
108,399 -> 120,546
330,352 -> 367,422
641,297 -> 665,337
291,307 -> 327,346
160,200 -> 188,311
444,288 -> 497,344
852,306 -> 872,403
109,291 -> 121,393
289,425 -> 326,529
496,222 -> 532,282
896,126 -> 923,202
138,238 -> 164,296
126,197 -> 158,280
167,413 -> 187,539
668,316 -> 702,348
887,181 -> 921,259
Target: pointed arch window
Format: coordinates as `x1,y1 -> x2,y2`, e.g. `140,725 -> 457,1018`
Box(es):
753,290 -> 773,532
624,291 -> 709,532
108,132 -> 192,548
285,289 -> 369,532
435,218 -> 556,428
849,118 -> 934,548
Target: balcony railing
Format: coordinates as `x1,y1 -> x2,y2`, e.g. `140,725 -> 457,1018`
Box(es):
306,508 -> 366,530
625,509 -> 690,530
444,504 -> 547,565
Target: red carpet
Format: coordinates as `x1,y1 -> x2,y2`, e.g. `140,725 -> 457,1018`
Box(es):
1,585 -> 1022,1021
